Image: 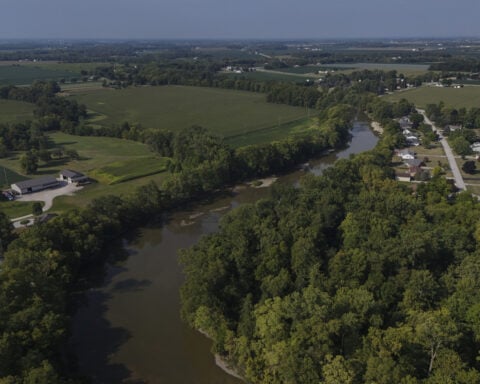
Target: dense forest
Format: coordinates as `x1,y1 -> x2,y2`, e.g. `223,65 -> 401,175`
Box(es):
181,134 -> 480,383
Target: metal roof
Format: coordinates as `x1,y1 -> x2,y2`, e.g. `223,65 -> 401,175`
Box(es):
60,169 -> 84,178
12,176 -> 59,190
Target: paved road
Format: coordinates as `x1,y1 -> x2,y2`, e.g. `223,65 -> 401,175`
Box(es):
417,109 -> 466,190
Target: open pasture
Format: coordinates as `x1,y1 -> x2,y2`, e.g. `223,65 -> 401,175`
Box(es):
73,85 -> 313,139
329,62 -> 430,75
0,61 -> 101,85
385,85 -> 480,109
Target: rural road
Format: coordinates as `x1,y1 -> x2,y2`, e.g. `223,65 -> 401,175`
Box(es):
417,109 -> 466,190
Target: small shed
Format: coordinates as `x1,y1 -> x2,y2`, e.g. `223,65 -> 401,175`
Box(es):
11,176 -> 59,195
59,170 -> 88,184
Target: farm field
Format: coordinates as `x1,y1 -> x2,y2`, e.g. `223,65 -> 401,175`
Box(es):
329,62 -> 431,75
224,70 -> 311,82
225,116 -> 316,147
385,85 -> 480,109
73,85 -> 314,143
0,61 -> 101,85
0,99 -> 35,123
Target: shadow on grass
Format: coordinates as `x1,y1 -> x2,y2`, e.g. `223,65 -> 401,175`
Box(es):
53,141 -> 78,147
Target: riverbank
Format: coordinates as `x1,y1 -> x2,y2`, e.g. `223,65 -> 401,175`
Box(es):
370,120 -> 384,134
215,355 -> 245,381
70,121 -> 379,384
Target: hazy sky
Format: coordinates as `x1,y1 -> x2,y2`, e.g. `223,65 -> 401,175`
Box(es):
1,0 -> 479,39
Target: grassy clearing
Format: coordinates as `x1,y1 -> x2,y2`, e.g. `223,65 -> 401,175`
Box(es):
89,157 -> 168,184
60,82 -> 105,93
44,132 -> 159,174
73,86 -> 314,138
385,85 -> 480,109
329,63 -> 430,76
0,161 -> 28,187
225,116 -> 317,147
0,200 -> 37,218
225,71 -> 315,82
0,99 -> 35,123
51,171 -> 169,213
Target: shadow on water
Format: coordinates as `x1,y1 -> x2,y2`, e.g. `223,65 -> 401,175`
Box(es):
70,289 -> 147,384
70,239 -> 151,384
112,278 -> 152,293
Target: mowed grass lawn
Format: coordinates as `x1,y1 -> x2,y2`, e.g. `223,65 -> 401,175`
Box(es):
0,99 -> 35,123
41,133 -> 168,186
0,133 -> 169,214
73,86 -> 313,140
385,86 -> 480,109
0,132 -> 166,184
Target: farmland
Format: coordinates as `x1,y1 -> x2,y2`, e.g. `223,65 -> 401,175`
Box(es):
0,61 -> 100,85
224,70 -> 311,82
0,99 -> 35,123
72,85 -> 314,145
385,85 -> 480,109
328,62 -> 430,76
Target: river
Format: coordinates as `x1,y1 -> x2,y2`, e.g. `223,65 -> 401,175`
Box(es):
70,121 -> 378,384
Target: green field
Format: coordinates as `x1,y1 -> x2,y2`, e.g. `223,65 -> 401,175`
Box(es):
225,70 -> 315,82
0,132 -> 169,214
384,85 -> 480,109
0,99 -> 35,123
0,132 -> 166,183
0,200 -> 38,219
89,157 -> 168,185
73,86 -> 314,143
0,62 -> 101,85
329,62 -> 430,75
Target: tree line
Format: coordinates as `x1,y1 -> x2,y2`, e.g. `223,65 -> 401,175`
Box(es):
180,125 -> 480,384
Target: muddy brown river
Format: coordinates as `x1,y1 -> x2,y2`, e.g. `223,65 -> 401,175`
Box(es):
71,121 -> 378,383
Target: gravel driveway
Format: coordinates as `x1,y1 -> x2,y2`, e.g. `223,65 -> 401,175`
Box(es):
15,181 -> 83,212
